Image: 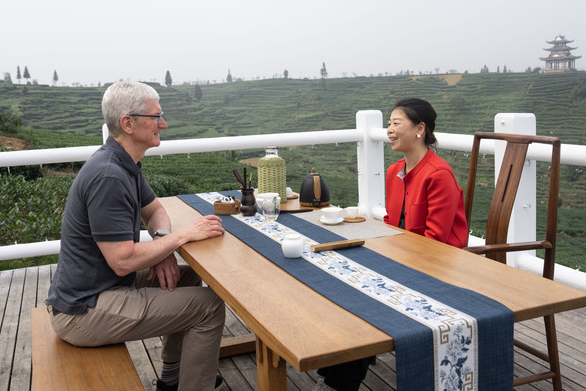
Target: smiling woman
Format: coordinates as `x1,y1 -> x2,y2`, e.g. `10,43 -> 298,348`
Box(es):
316,98 -> 469,391
383,98 -> 467,248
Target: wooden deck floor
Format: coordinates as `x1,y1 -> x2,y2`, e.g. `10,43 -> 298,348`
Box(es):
1,264 -> 586,391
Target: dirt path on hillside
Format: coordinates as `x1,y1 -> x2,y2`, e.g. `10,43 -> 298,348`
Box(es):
411,74 -> 463,86
0,135 -> 28,150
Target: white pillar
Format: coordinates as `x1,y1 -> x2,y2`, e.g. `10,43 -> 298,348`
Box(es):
356,110 -> 386,219
494,113 -> 537,267
102,124 -> 109,144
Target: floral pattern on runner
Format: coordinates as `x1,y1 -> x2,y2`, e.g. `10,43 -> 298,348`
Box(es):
198,192 -> 479,390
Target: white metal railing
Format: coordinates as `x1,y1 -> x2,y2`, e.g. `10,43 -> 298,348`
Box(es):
2,111 -> 586,290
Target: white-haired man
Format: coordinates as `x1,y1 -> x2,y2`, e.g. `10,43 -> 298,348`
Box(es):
47,81 -> 226,391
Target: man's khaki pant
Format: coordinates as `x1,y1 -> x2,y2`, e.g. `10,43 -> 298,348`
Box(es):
48,265 -> 225,391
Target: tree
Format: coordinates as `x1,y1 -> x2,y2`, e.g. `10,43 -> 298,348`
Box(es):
4,72 -> 12,83
165,70 -> 172,87
16,66 -> 21,84
320,62 -> 328,89
226,69 -> 233,83
23,66 -> 31,83
52,70 -> 59,86
194,84 -> 203,101
320,62 -> 328,79
283,70 -> 289,79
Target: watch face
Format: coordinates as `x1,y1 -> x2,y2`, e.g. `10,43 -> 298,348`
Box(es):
155,229 -> 169,237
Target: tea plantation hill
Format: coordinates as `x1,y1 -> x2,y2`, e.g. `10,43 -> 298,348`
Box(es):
1,72 -> 585,270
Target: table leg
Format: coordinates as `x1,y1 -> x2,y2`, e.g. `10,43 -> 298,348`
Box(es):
256,337 -> 286,391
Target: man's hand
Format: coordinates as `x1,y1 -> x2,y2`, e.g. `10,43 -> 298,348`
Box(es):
147,252 -> 180,291
181,214 -> 225,241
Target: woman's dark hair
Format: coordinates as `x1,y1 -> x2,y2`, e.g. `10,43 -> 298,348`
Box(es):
392,98 -> 437,147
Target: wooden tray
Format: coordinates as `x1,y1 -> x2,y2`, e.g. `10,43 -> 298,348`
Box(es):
214,200 -> 241,215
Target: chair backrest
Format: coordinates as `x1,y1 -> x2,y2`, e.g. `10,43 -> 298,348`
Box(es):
464,132 -> 561,275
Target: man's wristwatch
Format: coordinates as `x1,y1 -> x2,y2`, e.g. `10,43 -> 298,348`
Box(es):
153,229 -> 170,238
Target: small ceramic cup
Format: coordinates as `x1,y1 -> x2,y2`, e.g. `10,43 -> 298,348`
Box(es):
346,206 -> 359,219
322,207 -> 343,223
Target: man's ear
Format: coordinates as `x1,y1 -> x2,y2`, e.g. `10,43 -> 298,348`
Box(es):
119,115 -> 134,135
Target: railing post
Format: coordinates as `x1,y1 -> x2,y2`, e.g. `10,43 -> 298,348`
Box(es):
102,124 -> 109,144
356,110 -> 386,219
494,113 -> 537,267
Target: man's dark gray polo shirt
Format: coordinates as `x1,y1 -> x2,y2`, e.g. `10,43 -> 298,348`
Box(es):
47,137 -> 156,314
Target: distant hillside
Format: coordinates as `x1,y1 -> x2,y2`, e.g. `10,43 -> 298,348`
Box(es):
2,72 -> 586,143
1,72 -> 586,269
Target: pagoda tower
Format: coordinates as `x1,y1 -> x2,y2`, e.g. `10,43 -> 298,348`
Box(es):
540,35 -> 581,73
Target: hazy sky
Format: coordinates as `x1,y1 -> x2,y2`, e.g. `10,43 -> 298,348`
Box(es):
3,0 -> 585,86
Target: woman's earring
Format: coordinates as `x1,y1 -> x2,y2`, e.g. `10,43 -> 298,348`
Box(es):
417,134 -> 421,139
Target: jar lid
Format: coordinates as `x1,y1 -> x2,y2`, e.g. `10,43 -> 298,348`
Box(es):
265,146 -> 279,157
283,233 -> 301,240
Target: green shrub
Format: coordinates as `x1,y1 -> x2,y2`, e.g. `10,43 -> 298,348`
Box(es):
0,111 -> 22,133
0,159 -> 43,180
145,174 -> 190,197
0,174 -> 73,246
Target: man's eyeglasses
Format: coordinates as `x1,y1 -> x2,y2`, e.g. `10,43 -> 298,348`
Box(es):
128,112 -> 164,125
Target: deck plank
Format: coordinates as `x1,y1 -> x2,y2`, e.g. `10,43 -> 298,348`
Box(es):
0,270 -> 14,391
126,339 -> 158,390
1,264 -> 586,390
10,267 -> 38,391
37,265 -> 52,307
0,269 -> 25,391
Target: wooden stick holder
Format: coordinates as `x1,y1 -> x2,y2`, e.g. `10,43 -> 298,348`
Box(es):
214,200 -> 241,215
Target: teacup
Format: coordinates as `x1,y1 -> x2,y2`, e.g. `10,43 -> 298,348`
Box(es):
256,192 -> 279,210
346,206 -> 359,219
322,206 -> 343,224
257,193 -> 281,221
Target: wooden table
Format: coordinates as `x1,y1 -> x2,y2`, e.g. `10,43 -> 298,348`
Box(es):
159,196 -> 586,391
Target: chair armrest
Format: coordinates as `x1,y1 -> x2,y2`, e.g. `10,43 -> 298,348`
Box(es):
463,240 -> 552,255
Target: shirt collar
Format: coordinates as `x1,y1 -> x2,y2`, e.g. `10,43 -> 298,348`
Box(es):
400,148 -> 434,179
104,137 -> 142,176
397,167 -> 406,180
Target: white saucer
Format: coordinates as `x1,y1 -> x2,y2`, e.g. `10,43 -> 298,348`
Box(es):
320,216 -> 344,225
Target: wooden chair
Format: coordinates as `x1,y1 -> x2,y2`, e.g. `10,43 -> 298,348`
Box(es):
463,131 -> 562,390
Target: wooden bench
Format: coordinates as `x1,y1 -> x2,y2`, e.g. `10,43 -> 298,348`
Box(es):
30,307 -> 143,390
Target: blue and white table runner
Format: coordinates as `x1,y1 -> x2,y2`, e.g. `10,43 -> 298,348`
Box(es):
178,192 -> 514,391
